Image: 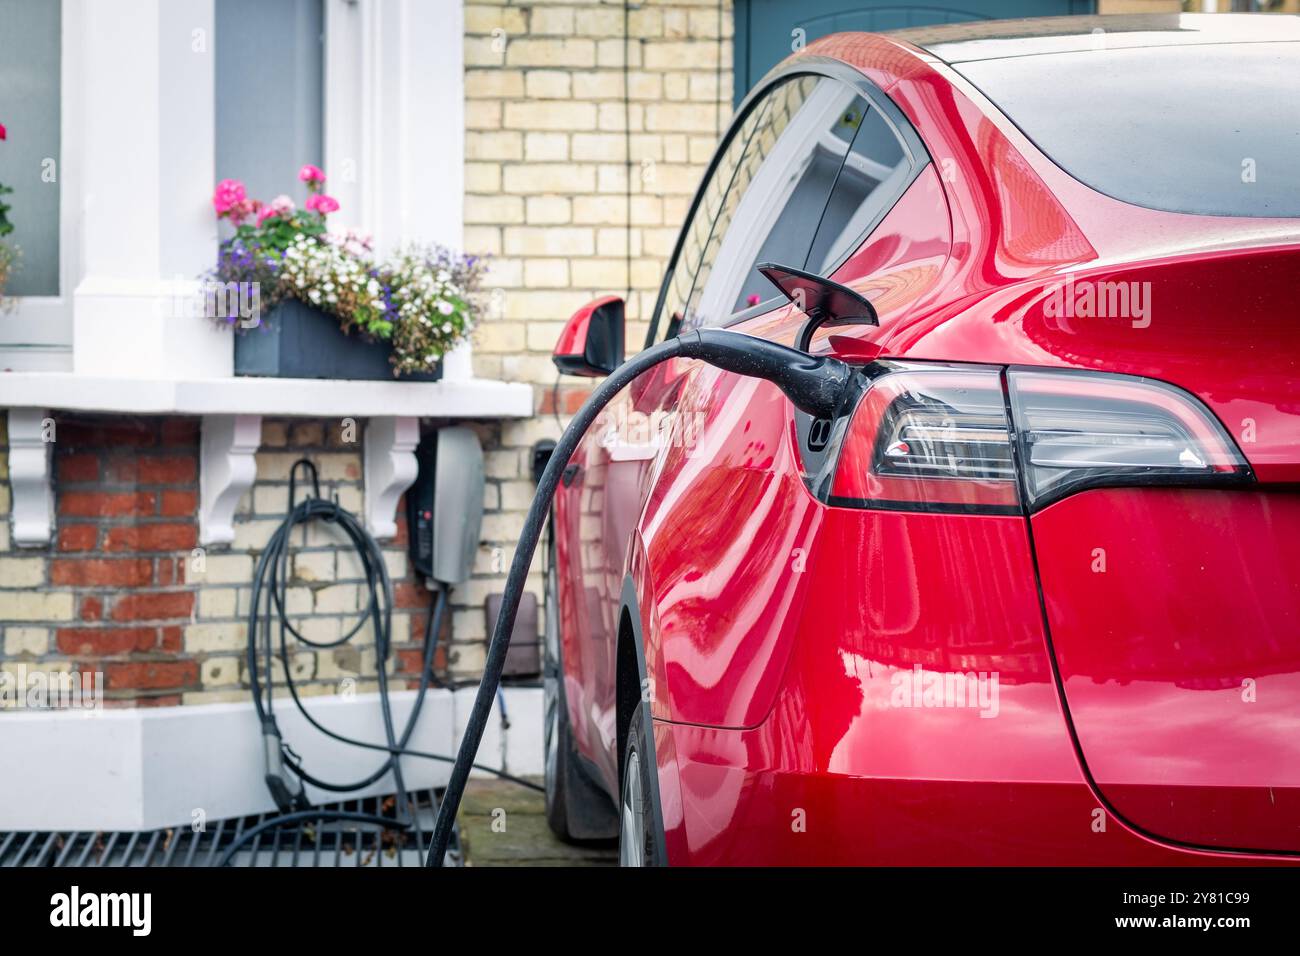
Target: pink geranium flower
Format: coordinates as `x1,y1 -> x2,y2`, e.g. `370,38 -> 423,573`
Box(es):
306,193 -> 340,215
298,165 -> 326,185
0,122 -> 6,140
213,178 -> 247,216
226,198 -> 260,227
257,194 -> 296,226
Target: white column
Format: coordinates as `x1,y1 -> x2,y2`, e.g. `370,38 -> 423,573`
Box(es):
325,0 -> 464,254
324,0 -> 472,380
388,0 -> 466,255
71,0 -> 230,379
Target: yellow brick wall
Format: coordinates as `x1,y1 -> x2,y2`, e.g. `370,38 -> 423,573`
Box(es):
456,0 -> 734,673
1097,0 -> 1181,12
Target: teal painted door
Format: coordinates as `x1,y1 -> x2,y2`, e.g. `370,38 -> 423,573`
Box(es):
734,0 -> 1095,102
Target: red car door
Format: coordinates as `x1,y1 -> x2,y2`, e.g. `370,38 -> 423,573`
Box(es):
554,362 -> 695,791
552,88 -> 778,792
556,69 -> 937,786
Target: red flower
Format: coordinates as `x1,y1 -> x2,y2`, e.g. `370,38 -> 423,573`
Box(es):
0,122 -> 7,140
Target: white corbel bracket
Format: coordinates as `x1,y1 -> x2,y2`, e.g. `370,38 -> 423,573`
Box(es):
8,409 -> 54,548
363,416 -> 420,540
200,415 -> 262,546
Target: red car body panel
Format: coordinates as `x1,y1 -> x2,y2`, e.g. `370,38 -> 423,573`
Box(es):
1033,488 -> 1300,853
551,22 -> 1300,863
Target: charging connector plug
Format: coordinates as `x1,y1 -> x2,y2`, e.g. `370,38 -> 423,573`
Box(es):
262,721 -> 310,813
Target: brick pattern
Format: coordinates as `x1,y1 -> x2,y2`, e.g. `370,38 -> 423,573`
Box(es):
466,0 -> 733,356
463,0 -> 734,657
0,414 -> 452,707
0,417 -> 200,705
189,417 -> 450,705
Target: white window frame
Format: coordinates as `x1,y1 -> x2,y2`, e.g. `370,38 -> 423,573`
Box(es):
0,0 -> 468,377
0,0 -> 83,369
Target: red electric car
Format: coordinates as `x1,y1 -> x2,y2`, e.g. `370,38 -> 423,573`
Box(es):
543,14 -> 1300,865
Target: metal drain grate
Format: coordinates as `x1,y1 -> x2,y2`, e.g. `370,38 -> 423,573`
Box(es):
0,788 -> 459,867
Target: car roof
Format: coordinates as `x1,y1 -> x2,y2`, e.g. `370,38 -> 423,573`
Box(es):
887,12 -> 1300,64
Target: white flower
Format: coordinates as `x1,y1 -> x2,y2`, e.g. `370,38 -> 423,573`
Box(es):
437,300 -> 454,316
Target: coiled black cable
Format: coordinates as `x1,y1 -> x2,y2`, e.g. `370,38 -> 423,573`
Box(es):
230,459 -> 540,867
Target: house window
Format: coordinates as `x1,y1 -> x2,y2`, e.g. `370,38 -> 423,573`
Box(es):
0,0 -> 62,298
215,0 -> 324,203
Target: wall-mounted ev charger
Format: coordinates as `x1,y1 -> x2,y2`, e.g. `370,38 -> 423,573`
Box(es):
407,425 -> 486,587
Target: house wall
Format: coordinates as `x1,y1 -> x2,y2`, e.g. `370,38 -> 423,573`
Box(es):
0,0 -> 731,710
0,412 -> 470,707
461,0 -> 735,656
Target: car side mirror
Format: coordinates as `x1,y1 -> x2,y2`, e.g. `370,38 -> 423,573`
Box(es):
553,295 -> 625,377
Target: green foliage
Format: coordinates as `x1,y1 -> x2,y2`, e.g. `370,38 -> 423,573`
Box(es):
233,210 -> 325,260
0,182 -> 14,239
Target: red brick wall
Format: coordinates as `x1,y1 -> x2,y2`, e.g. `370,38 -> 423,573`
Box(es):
49,417 -> 199,705
0,413 -> 451,709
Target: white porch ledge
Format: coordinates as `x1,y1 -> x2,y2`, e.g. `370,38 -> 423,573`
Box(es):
0,372 -> 533,419
0,688 -> 542,831
1,373 -> 533,547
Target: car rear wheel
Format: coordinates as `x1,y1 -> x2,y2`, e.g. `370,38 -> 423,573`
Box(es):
619,705 -> 659,867
543,533 -> 618,842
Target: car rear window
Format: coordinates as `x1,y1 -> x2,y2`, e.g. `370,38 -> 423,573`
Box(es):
954,43 -> 1300,217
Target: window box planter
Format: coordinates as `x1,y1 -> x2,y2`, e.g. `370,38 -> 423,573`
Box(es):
234,299 -> 441,381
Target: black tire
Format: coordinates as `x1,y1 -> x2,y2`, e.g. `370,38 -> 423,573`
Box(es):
543,533 -> 618,842
618,703 -> 660,866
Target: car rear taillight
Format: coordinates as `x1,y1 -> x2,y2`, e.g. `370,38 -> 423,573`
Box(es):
1006,368 -> 1251,509
830,367 -> 1020,514
824,364 -> 1250,515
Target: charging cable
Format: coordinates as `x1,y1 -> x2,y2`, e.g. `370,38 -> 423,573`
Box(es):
425,329 -> 856,866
